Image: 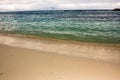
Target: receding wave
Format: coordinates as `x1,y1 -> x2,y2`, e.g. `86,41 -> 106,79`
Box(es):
0,34 -> 120,64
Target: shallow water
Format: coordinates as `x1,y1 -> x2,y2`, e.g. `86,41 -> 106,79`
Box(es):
0,10 -> 120,43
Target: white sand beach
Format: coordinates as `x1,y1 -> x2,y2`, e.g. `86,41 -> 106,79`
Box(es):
0,34 -> 120,80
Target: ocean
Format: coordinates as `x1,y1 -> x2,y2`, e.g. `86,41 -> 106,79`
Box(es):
0,10 -> 120,44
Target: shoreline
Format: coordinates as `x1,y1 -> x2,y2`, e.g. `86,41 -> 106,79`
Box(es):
0,33 -> 120,64
0,33 -> 120,46
0,32 -> 120,44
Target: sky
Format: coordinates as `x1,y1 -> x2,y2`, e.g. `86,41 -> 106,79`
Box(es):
0,0 -> 120,11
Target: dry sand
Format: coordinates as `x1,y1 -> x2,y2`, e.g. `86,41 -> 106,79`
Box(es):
0,34 -> 120,80
0,44 -> 120,80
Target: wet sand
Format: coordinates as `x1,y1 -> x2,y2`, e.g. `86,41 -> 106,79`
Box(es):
0,44 -> 120,80
0,34 -> 120,63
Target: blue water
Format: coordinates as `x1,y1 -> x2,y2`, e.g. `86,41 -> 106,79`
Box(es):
0,10 -> 120,43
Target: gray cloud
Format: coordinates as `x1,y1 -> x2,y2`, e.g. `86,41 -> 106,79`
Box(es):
0,0 -> 120,11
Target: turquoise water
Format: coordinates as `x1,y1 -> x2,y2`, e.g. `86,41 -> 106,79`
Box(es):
0,10 -> 120,43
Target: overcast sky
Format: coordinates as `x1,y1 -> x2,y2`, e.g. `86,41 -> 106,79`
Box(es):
0,0 -> 120,11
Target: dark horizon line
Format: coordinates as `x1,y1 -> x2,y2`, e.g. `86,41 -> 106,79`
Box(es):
0,9 -> 115,12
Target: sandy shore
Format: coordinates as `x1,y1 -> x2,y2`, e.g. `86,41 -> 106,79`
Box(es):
0,44 -> 120,80
0,34 -> 120,63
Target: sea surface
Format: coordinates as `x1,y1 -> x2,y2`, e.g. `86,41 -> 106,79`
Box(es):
0,10 -> 120,44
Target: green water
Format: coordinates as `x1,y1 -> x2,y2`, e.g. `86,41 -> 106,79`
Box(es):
0,10 -> 120,43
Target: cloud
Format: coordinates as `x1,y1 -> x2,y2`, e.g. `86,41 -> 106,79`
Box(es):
0,0 -> 120,11
57,3 -> 120,9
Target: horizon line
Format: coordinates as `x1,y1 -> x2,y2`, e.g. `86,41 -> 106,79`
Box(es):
0,9 -> 116,12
